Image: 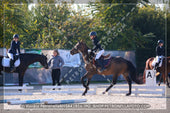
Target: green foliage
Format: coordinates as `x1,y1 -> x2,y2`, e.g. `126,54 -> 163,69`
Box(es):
89,1 -> 166,51
133,5 -> 165,48
1,2 -> 93,49
0,0 -> 168,54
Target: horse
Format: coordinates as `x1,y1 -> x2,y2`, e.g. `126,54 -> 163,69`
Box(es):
143,57 -> 170,87
0,53 -> 48,87
70,41 -> 143,96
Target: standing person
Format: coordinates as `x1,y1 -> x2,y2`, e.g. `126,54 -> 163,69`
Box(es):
89,31 -> 105,72
8,34 -> 21,72
154,40 -> 165,70
48,49 -> 64,86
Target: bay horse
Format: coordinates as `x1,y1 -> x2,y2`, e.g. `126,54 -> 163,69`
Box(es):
0,53 -> 48,87
143,57 -> 170,87
70,41 -> 143,96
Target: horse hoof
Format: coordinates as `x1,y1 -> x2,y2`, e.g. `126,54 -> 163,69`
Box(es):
126,93 -> 131,96
158,84 -> 160,86
102,92 -> 106,94
87,87 -> 89,90
18,89 -> 22,91
167,84 -> 170,88
82,94 -> 86,96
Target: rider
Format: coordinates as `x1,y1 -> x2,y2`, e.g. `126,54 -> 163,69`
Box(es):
89,31 -> 105,72
7,34 -> 21,72
154,40 -> 165,70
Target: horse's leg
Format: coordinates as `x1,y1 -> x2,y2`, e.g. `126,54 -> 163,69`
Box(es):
103,74 -> 118,94
168,74 -> 170,88
165,71 -> 170,88
158,74 -> 162,86
82,78 -> 91,96
18,72 -> 24,91
81,74 -> 87,89
124,75 -> 132,96
0,71 -> 3,86
81,72 -> 92,96
158,69 -> 166,86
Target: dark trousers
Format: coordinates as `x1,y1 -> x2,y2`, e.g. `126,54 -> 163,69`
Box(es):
51,69 -> 61,86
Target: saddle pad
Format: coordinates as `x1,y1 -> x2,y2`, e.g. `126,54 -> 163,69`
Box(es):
103,58 -> 112,67
2,57 -> 20,67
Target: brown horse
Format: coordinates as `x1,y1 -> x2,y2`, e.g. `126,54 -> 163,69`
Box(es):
143,57 -> 170,87
70,41 -> 143,96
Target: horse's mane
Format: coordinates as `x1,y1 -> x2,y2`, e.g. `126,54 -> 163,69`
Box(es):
81,41 -> 90,50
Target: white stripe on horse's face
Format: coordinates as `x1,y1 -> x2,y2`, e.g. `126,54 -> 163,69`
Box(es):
74,46 -> 77,50
74,42 -> 80,49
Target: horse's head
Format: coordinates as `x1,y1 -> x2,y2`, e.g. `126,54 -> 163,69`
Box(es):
40,54 -> 48,69
70,40 -> 88,55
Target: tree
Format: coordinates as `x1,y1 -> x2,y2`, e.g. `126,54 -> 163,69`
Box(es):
88,0 -> 165,51
0,0 -> 33,48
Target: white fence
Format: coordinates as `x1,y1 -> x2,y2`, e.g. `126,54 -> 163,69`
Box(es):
42,85 -> 97,95
1,85 -> 165,97
0,85 -> 34,95
98,85 -> 165,97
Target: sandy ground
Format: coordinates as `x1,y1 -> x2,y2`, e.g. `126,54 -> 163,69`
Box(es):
1,83 -> 166,110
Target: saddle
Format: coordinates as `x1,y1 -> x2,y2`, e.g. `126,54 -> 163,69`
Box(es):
2,55 -> 20,67
101,54 -> 111,59
93,55 -> 112,68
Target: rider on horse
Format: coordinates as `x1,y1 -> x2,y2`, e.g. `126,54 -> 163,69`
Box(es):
7,34 -> 21,72
154,40 -> 165,70
89,31 -> 105,72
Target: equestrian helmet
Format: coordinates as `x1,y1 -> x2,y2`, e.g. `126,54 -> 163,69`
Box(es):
158,40 -> 164,44
13,34 -> 19,38
89,31 -> 97,36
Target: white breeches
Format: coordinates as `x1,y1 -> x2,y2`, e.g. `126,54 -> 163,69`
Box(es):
95,50 -> 104,60
7,53 -> 14,60
155,56 -> 164,63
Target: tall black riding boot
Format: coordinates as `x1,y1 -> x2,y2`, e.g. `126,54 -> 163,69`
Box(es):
96,59 -> 105,72
154,63 -> 159,70
10,59 -> 15,72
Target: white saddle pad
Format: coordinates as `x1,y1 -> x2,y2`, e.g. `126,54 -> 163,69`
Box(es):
152,57 -> 163,67
2,57 -> 20,67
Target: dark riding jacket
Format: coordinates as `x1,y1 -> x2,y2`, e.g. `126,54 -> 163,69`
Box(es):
156,46 -> 165,56
92,37 -> 103,52
9,41 -> 21,55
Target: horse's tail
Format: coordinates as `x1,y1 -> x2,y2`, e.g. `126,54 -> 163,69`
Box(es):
127,60 -> 144,84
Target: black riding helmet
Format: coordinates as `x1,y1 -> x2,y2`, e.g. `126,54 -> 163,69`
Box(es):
89,31 -> 97,36
13,34 -> 19,38
157,40 -> 164,45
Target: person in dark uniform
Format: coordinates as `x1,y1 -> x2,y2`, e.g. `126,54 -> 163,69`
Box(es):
7,34 -> 21,72
48,49 -> 64,87
154,40 -> 165,70
89,31 -> 105,72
